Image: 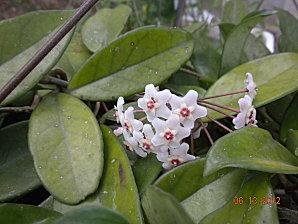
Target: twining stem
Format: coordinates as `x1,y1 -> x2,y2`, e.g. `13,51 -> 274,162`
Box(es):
93,102 -> 101,116
190,133 -> 195,155
199,100 -> 240,113
40,76 -> 69,88
207,115 -> 233,133
180,68 -> 201,78
102,102 -> 109,112
199,119 -> 214,145
0,106 -> 33,113
174,0 -> 186,27
198,102 -> 235,119
0,0 -> 100,104
200,89 -> 248,100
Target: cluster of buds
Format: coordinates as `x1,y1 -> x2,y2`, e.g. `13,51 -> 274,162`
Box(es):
113,73 -> 257,169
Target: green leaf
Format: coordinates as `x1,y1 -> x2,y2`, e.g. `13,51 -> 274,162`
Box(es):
155,158 -> 231,201
220,10 -> 273,75
0,25 -> 73,106
163,84 -> 206,97
204,127 -> 298,176
82,5 -> 132,52
0,10 -> 73,65
141,186 -> 195,224
286,130 -> 298,156
0,121 -> 41,202
200,174 -> 279,224
204,53 -> 298,121
68,27 -> 193,101
46,125 -> 144,224
278,9 -> 298,53
222,0 -> 247,24
191,26 -> 221,82
132,154 -> 162,194
28,93 -> 104,204
280,93 -> 298,142
0,203 -> 61,224
182,169 -> 247,223
53,206 -> 129,224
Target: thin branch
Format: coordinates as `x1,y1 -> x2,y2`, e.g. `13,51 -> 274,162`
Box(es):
0,0 -> 100,104
207,115 -> 233,133
190,133 -> 195,155
131,0 -> 143,26
40,76 -> 69,88
199,100 -> 240,113
0,106 -> 33,113
102,102 -> 109,112
199,120 -> 214,145
174,0 -> 186,27
200,89 -> 248,100
198,102 -> 235,119
180,68 -> 202,78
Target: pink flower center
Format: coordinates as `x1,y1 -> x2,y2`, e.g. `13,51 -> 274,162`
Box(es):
142,142 -> 151,151
180,107 -> 190,118
171,159 -> 181,166
146,99 -> 156,110
164,131 -> 174,141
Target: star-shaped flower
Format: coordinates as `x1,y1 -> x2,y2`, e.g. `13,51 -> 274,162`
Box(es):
119,106 -> 143,134
151,114 -> 191,148
169,90 -> 207,128
233,95 -> 258,129
156,143 -> 196,169
114,96 -> 125,123
245,72 -> 257,99
137,84 -> 172,122
133,124 -> 160,155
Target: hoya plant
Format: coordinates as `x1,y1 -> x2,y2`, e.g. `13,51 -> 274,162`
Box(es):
0,0 -> 298,223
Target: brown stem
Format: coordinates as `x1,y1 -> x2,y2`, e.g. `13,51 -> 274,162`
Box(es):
0,0 -> 100,104
199,100 -> 240,113
40,76 -> 69,88
199,120 -> 214,145
174,0 -> 186,27
102,102 -> 109,112
207,115 -> 233,133
200,89 -> 248,100
198,103 -> 235,119
190,133 -> 195,155
180,68 -> 201,78
93,102 -> 101,116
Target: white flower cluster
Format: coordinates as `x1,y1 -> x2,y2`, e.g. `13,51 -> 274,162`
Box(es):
114,84 -> 207,169
232,73 -> 258,129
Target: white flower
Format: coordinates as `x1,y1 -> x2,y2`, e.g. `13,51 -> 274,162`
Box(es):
169,90 -> 207,128
233,95 -> 258,129
137,84 -> 172,122
119,106 -> 143,134
245,73 -> 257,99
114,97 -> 125,123
133,124 -> 160,154
156,143 -> 196,169
124,135 -> 148,158
151,114 -> 191,148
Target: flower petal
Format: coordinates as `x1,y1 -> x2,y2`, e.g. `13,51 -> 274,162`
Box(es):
183,90 -> 198,105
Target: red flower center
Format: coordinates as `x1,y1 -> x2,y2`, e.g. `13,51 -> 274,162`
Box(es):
171,159 -> 181,166
164,131 -> 174,141
180,107 -> 190,117
146,99 -> 155,110
142,142 -> 151,150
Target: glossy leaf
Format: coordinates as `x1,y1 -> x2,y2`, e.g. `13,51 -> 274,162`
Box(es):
0,203 -> 61,224
204,127 -> 298,176
82,5 -> 132,52
286,130 -> 298,156
222,0 -> 247,24
133,154 -> 162,194
200,174 -> 278,224
278,9 -> 298,53
0,28 -> 73,106
164,83 -> 206,97
141,186 -> 195,224
204,53 -> 298,121
28,93 -> 104,204
182,169 -> 247,223
220,10 -> 273,75
155,158 -> 231,201
280,93 -> 298,142
0,10 -> 73,65
53,206 -> 129,224
68,27 -> 193,101
46,125 -> 144,224
0,121 -> 41,202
